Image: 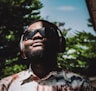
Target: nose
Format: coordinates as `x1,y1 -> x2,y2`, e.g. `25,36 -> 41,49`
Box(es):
32,32 -> 43,40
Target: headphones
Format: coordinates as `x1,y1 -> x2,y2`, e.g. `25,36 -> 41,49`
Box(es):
20,20 -> 66,58
56,27 -> 66,53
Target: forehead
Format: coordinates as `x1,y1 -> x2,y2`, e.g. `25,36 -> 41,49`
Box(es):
28,21 -> 44,30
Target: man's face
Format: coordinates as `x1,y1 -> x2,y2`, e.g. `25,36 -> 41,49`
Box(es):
23,22 -> 47,58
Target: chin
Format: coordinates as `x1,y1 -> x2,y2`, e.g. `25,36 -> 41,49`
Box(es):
27,49 -> 45,64
27,48 -> 44,58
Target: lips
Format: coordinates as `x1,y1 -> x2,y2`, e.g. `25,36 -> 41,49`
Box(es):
32,42 -> 44,47
31,39 -> 45,47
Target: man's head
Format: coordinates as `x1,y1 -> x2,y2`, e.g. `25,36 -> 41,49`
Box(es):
20,20 -> 65,63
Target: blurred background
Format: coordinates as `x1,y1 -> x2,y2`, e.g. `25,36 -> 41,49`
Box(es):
0,0 -> 96,87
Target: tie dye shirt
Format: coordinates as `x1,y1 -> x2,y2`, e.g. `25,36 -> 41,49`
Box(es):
0,68 -> 93,91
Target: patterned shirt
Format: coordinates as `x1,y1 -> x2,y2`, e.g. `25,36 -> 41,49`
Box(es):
0,68 -> 93,91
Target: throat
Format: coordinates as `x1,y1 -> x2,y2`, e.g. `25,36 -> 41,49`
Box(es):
28,54 -> 58,78
31,63 -> 50,78
31,62 -> 58,78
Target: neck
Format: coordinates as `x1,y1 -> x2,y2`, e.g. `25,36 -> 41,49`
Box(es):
30,59 -> 58,78
27,52 -> 58,78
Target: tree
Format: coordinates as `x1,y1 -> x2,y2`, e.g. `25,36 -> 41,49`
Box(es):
0,0 -> 43,78
58,31 -> 96,77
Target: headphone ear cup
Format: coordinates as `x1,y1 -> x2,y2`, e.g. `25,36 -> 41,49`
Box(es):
58,37 -> 66,53
19,35 -> 27,59
20,35 -> 24,50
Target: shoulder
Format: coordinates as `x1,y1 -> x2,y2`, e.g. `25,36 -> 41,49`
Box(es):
59,69 -> 93,90
40,69 -> 93,90
0,70 -> 29,91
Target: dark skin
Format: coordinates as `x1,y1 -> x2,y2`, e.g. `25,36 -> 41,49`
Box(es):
22,21 -> 59,78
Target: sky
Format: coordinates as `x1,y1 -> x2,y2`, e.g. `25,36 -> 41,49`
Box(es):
39,0 -> 96,36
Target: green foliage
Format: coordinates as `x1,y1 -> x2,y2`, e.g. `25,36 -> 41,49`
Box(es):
58,31 -> 96,76
2,64 -> 27,78
0,0 -> 96,79
0,0 -> 43,78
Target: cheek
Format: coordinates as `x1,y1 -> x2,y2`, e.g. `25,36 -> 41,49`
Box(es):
23,40 -> 32,52
23,40 -> 32,49
23,40 -> 33,46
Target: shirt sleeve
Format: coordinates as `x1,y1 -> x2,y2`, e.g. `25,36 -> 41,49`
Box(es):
64,70 -> 94,91
0,73 -> 19,91
0,76 -> 12,91
80,78 -> 94,91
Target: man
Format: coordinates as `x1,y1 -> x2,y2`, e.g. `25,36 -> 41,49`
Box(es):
0,20 -> 93,91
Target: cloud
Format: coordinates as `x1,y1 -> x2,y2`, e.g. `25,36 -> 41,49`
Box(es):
58,6 -> 76,11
